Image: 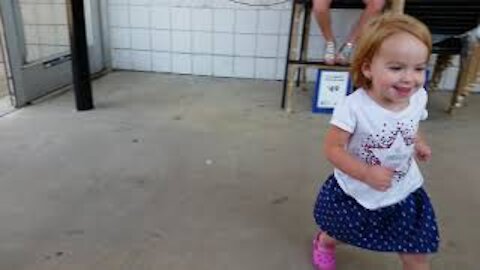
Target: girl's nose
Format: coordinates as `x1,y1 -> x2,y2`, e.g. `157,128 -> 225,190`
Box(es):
401,70 -> 416,83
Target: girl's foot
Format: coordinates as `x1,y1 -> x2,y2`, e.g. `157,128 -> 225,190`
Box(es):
323,41 -> 336,65
312,232 -> 336,270
336,42 -> 354,65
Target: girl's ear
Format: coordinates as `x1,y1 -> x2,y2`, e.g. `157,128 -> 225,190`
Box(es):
361,61 -> 372,80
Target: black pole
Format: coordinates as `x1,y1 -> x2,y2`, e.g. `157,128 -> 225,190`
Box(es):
68,0 -> 94,111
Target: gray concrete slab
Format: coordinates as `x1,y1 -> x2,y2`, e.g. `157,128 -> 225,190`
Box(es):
0,71 -> 478,270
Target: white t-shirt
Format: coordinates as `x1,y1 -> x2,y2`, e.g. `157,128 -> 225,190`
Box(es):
330,88 -> 428,210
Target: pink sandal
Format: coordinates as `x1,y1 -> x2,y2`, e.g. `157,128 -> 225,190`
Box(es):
312,233 -> 336,270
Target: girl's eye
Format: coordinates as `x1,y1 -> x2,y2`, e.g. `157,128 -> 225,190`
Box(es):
416,67 -> 426,72
389,66 -> 402,71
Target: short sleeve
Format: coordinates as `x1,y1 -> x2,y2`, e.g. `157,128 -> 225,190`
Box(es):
330,97 -> 356,133
418,88 -> 428,120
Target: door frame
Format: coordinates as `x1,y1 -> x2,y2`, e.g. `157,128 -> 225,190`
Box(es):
0,0 -> 31,107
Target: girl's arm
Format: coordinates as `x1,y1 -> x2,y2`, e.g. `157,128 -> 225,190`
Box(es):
324,125 -> 393,191
415,130 -> 432,162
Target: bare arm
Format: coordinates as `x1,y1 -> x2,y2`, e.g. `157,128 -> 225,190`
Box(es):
415,129 -> 427,145
324,126 -> 369,181
415,130 -> 432,162
324,125 -> 393,191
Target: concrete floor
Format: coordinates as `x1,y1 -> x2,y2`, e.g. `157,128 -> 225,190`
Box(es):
0,71 -> 478,270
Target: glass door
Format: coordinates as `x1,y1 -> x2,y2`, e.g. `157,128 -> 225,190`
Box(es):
0,0 -> 105,107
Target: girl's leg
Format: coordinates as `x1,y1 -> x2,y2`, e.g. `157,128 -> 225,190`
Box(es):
399,254 -> 430,270
317,231 -> 336,248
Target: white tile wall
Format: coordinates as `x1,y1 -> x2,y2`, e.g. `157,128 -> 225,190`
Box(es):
130,0 -> 150,5
258,10 -> 281,34
193,54 -> 213,76
108,0 -> 292,80
172,53 -> 192,74
192,9 -> 213,31
278,10 -> 292,35
255,58 -> 276,79
131,50 -> 152,71
277,35 -> 289,58
151,7 -> 171,29
214,33 -> 234,55
256,35 -> 278,57
234,34 -> 256,56
111,28 -> 131,49
172,31 -> 191,53
172,8 -> 191,30
276,58 -> 286,80
235,10 -> 258,34
152,52 -> 171,72
109,6 -> 130,27
131,29 -> 151,50
192,32 -> 212,54
112,49 -> 132,69
130,6 -> 150,28
213,9 -> 235,32
214,56 -> 233,77
234,57 -> 255,78
105,0 -> 476,90
152,30 -> 171,51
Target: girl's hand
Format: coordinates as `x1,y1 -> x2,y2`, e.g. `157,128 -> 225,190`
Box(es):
415,142 -> 432,162
364,165 -> 394,192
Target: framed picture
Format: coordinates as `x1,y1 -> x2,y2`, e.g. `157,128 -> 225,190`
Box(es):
312,70 -> 353,114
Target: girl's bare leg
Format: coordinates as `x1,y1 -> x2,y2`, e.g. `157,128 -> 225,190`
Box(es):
399,254 -> 430,270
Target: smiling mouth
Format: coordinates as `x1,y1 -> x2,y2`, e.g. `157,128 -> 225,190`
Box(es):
394,86 -> 412,97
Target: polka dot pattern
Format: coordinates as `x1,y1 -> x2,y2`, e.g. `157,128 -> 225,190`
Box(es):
313,175 -> 440,253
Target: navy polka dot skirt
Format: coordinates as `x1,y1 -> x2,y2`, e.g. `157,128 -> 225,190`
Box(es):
313,175 -> 440,253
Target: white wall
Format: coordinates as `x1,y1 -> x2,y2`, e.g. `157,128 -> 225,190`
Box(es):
107,0 -> 361,81
106,0 -> 480,91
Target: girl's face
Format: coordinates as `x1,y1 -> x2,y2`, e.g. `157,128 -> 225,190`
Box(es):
361,32 -> 429,109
